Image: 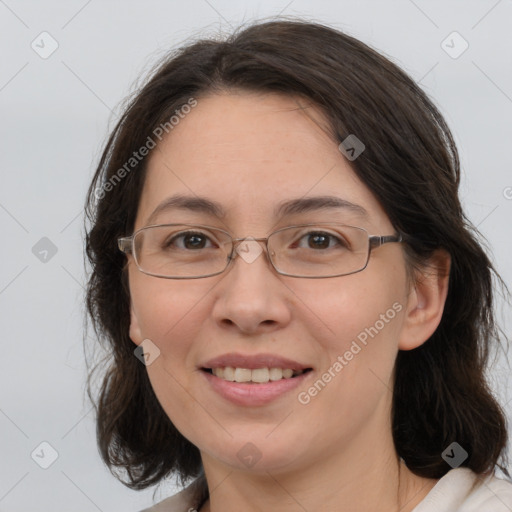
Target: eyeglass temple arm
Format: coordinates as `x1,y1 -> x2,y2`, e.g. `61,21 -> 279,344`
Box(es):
369,233 -> 403,249
118,237 -> 133,254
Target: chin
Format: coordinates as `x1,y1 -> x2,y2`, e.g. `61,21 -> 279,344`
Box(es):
200,435 -> 308,475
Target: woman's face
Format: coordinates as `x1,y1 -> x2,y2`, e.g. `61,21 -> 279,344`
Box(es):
128,92 -> 412,474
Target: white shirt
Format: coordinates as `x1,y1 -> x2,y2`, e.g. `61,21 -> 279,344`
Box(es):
140,468 -> 512,511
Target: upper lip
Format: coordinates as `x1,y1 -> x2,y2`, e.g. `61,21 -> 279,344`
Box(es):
201,353 -> 312,371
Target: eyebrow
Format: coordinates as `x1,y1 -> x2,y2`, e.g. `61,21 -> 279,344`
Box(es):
145,193 -> 369,225
275,196 -> 368,219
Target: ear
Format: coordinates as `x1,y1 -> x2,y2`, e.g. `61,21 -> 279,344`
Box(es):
398,249 -> 451,351
129,303 -> 144,346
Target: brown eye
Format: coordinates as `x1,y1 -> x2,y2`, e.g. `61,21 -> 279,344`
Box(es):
307,233 -> 330,249
182,233 -> 207,249
164,231 -> 214,250
296,231 -> 347,250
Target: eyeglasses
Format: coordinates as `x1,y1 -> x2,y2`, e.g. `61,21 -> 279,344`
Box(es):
118,223 -> 403,279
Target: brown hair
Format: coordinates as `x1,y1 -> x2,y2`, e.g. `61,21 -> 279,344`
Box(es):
85,19 -> 510,490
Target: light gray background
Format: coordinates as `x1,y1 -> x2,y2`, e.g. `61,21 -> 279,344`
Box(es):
1,1 -> 511,511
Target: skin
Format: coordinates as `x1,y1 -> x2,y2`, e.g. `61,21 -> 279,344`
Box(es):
128,91 -> 451,512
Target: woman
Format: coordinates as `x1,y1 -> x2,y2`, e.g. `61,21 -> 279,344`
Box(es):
85,20 -> 512,511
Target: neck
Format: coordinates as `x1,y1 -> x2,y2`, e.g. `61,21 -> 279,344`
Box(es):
200,433 -> 437,512
199,388 -> 438,512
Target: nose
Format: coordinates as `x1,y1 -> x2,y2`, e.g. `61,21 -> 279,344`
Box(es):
210,238 -> 292,334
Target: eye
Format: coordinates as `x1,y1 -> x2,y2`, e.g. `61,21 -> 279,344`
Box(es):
295,231 -> 348,250
164,230 -> 216,250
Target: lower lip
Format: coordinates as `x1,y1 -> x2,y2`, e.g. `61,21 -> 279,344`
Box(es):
202,370 -> 312,407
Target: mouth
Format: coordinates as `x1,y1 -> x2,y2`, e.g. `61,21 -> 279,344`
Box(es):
201,367 -> 313,384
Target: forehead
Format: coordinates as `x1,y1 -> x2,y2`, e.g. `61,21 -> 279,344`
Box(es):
136,92 -> 390,232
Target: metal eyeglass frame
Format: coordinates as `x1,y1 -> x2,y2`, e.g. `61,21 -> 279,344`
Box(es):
118,223 -> 403,279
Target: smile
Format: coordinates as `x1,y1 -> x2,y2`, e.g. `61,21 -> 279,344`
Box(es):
203,367 -> 311,384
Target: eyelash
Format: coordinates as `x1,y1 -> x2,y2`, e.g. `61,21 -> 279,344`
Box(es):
164,230 -> 348,250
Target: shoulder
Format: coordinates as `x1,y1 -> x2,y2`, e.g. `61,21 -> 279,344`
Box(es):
469,471 -> 512,511
138,468 -> 512,511
138,475 -> 208,512
414,467 -> 512,512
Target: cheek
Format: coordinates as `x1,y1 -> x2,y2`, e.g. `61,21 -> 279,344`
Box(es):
129,276 -> 210,428
129,273 -> 213,397
130,273 -> 207,340
289,279 -> 405,445
291,268 -> 407,408
292,270 -> 405,349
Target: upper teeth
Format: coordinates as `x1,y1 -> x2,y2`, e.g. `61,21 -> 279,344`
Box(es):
211,367 -> 304,383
